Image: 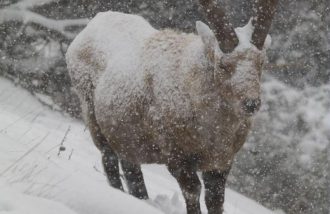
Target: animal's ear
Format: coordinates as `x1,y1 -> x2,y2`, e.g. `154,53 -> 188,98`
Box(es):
196,21 -> 221,62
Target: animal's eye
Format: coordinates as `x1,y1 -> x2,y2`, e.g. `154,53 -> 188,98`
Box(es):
219,55 -> 235,71
218,61 -> 226,70
218,59 -> 235,76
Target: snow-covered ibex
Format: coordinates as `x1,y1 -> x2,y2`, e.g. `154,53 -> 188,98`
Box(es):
66,0 -> 278,213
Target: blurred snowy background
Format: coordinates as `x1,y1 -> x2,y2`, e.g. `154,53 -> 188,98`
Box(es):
0,0 -> 329,214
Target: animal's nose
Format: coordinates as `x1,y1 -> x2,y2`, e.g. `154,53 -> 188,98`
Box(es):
242,98 -> 261,114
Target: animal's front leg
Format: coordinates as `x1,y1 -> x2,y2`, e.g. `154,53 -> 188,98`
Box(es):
121,160 -> 149,199
168,160 -> 202,214
202,169 -> 231,214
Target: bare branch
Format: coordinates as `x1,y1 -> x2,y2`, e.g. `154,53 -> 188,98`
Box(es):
199,0 -> 239,53
251,0 -> 279,50
263,61 -> 306,72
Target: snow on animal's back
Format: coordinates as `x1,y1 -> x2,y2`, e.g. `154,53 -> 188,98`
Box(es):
66,11 -> 157,95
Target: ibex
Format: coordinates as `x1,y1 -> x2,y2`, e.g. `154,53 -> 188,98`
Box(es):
66,0 -> 278,213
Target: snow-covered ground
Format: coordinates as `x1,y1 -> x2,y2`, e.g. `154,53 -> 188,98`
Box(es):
0,77 -> 275,214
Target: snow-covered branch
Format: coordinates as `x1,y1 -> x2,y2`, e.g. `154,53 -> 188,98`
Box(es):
10,0 -> 57,10
0,7 -> 89,40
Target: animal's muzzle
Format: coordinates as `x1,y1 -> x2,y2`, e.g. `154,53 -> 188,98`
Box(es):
242,98 -> 261,115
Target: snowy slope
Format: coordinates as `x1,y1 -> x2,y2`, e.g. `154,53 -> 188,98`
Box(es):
0,179 -> 77,214
0,77 -> 274,214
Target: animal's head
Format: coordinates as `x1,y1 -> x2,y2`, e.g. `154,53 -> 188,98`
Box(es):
197,0 -> 278,116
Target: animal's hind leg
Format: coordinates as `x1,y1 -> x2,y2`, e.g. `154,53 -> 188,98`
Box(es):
101,146 -> 123,190
88,121 -> 123,190
84,97 -> 123,191
121,160 -> 149,199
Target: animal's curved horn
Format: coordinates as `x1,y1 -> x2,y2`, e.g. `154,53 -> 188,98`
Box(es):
251,0 -> 279,50
199,0 -> 239,53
